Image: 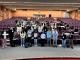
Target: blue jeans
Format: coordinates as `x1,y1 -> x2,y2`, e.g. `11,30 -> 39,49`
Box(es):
53,38 -> 58,47
34,38 -> 37,46
21,38 -> 25,46
47,38 -> 51,46
62,39 -> 66,48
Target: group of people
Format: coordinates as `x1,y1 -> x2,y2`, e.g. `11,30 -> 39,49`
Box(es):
0,19 -> 74,49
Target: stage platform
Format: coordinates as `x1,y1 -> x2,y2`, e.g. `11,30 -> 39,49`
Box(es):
0,45 -> 80,60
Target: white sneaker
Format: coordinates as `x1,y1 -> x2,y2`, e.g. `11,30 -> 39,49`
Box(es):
2,46 -> 5,48
34,45 -> 37,47
5,45 -> 7,48
21,45 -> 22,47
23,45 -> 24,47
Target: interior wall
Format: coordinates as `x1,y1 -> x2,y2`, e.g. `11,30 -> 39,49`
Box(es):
70,11 -> 76,19
13,10 -> 65,18
77,11 -> 80,20
70,10 -> 80,20
0,6 -> 3,21
0,6 -> 80,20
0,6 -> 13,21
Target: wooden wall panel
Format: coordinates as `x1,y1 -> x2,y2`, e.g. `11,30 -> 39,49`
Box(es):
13,10 -> 64,18
70,10 -> 80,20
0,6 -> 13,21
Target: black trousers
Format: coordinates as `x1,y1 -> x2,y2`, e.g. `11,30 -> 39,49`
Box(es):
10,38 -> 14,47
40,39 -> 46,46
69,39 -> 73,48
27,37 -> 31,43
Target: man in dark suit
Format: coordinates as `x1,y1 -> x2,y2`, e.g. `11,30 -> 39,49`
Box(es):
8,28 -> 14,47
62,32 -> 67,48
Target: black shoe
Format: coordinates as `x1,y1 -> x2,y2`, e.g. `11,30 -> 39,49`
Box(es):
71,47 -> 73,49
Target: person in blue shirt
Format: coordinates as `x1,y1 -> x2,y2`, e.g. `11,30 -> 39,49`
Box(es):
52,28 -> 58,47
47,29 -> 52,46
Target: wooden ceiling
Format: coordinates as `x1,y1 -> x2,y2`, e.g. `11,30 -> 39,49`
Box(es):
0,0 -> 80,10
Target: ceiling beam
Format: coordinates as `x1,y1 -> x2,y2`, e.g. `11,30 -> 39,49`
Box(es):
0,2 -> 80,10
0,2 -> 80,4
0,0 -> 80,3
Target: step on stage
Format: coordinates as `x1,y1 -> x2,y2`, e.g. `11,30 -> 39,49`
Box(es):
0,46 -> 80,60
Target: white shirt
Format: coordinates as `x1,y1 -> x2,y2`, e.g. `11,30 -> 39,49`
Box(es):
38,26 -> 43,32
33,24 -> 36,29
2,31 -> 8,39
20,32 -> 26,38
31,27 -> 34,32
34,33 -> 38,38
65,33 -> 70,36
27,30 -> 32,37
23,21 -> 26,26
41,33 -> 46,39
17,27 -> 22,33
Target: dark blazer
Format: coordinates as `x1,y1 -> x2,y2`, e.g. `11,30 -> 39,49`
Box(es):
62,34 -> 66,40
8,29 -> 14,39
